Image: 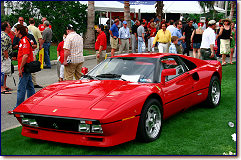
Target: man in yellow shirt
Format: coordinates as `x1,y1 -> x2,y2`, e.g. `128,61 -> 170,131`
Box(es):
152,23 -> 171,53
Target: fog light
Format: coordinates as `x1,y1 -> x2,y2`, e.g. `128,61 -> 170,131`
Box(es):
91,125 -> 103,133
22,118 -> 38,127
29,119 -> 38,127
79,124 -> 90,133
22,118 -> 29,125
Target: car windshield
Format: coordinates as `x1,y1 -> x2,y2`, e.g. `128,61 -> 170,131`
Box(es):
87,57 -> 157,83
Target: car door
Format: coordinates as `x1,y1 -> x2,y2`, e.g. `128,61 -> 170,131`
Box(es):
159,56 -> 196,119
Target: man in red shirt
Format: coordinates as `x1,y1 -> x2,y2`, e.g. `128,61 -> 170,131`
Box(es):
15,24 -> 35,108
38,17 -> 52,33
57,33 -> 66,81
95,24 -> 107,64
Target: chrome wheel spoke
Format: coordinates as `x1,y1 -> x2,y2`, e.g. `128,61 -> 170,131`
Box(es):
145,105 -> 161,139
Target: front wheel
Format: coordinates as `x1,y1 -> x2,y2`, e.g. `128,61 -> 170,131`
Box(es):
136,99 -> 163,142
205,76 -> 221,108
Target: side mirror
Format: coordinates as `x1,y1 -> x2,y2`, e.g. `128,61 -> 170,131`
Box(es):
161,69 -> 176,85
81,67 -> 88,75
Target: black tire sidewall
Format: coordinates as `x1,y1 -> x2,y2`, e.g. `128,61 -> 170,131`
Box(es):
137,98 -> 163,142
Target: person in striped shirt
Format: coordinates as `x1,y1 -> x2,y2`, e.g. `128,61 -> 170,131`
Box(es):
63,24 -> 84,80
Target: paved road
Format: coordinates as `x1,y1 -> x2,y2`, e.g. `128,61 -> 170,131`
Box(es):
1,52 -> 236,132
1,58 -> 97,132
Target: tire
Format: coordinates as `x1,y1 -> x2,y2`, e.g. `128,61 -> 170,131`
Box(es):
205,76 -> 221,108
136,98 -> 163,142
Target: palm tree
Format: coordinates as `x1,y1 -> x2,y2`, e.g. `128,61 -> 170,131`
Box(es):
84,1 -> 95,48
155,1 -> 164,20
124,1 -> 131,29
229,1 -> 236,20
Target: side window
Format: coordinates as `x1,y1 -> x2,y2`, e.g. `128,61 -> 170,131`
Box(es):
160,56 -> 185,81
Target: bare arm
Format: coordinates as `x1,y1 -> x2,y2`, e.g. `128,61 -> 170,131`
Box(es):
19,54 -> 29,77
63,49 -> 71,66
210,44 -> 215,58
191,30 -> 195,42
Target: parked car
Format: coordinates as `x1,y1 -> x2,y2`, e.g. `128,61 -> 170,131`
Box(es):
11,53 -> 222,147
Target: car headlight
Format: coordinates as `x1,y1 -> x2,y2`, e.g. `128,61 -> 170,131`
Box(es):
78,120 -> 103,134
22,118 -> 38,127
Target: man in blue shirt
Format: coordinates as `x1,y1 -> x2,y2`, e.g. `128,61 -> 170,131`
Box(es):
109,19 -> 119,56
118,21 -> 130,54
171,20 -> 185,54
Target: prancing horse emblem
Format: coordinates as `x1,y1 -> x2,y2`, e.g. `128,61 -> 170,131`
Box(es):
53,123 -> 58,129
53,109 -> 58,112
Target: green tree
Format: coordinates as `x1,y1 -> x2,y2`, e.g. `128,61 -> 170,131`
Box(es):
198,1 -> 215,13
3,1 -> 87,43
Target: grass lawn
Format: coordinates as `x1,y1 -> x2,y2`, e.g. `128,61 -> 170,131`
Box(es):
12,45 -> 94,66
1,63 -> 237,155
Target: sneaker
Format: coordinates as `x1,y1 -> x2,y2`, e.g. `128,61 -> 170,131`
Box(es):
34,85 -> 43,88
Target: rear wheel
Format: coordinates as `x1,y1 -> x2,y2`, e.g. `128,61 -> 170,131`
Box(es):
136,99 -> 163,142
205,76 -> 221,108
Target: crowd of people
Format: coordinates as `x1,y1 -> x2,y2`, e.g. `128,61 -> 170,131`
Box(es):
1,15 -> 236,113
105,17 -> 236,66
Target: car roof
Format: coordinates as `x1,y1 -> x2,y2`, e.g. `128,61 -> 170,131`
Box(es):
112,53 -> 176,59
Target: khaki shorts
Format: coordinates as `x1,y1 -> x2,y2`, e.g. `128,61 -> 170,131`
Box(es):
64,62 -> 83,80
111,37 -> 118,49
96,50 -> 106,64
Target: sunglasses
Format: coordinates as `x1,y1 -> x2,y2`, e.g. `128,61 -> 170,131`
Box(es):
19,20 -> 24,21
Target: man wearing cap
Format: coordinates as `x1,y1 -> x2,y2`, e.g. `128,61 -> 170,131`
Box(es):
118,21 -> 131,54
63,24 -> 84,80
95,24 -> 107,64
42,20 -> 52,69
109,19 -> 120,57
200,20 -> 217,60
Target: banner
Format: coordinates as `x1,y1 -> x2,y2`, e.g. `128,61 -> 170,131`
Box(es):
39,48 -> 44,69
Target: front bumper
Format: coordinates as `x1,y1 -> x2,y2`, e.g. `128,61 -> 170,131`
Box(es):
21,116 -> 140,147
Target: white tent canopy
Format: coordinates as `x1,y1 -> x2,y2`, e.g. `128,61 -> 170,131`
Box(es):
80,1 -> 135,12
131,1 -> 225,14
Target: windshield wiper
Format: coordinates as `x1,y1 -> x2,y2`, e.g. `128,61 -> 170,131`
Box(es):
81,75 -> 97,80
96,74 -> 126,81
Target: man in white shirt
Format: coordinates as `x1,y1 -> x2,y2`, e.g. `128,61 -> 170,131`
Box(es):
167,20 -> 176,34
200,20 -> 217,60
11,17 -> 27,35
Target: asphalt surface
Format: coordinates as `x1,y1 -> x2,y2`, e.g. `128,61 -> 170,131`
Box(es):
1,51 -> 237,132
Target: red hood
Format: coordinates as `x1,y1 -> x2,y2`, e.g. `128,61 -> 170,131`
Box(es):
14,80 -> 152,122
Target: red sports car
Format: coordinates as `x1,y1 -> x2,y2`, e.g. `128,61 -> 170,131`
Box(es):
12,53 -> 222,147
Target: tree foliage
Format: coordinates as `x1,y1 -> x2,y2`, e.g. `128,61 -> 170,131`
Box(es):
198,1 -> 215,13
2,1 -> 87,43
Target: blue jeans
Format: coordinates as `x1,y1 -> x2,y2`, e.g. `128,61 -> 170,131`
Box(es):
43,42 -> 51,68
15,72 -> 35,108
1,72 -> 4,86
138,37 -> 144,53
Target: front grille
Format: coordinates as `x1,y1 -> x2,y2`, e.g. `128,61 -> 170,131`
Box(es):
24,115 -> 79,132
